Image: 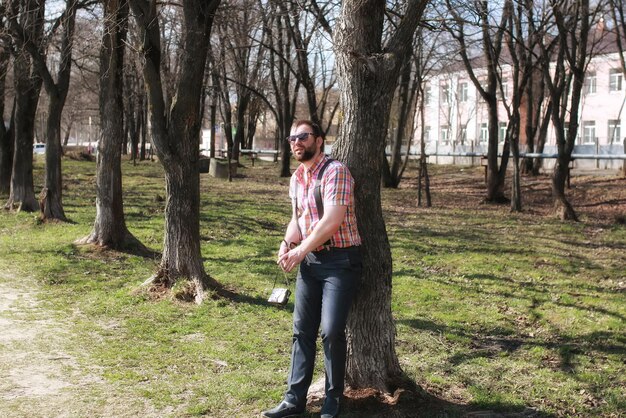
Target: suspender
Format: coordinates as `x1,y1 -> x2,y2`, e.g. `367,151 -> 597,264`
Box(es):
314,158 -> 334,219
294,158 -> 334,246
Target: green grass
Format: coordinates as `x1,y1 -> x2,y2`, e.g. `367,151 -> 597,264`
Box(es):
0,157 -> 624,417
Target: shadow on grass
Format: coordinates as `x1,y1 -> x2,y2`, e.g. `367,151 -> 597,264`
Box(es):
324,379 -> 553,417
422,272 -> 626,324
399,317 -> 626,371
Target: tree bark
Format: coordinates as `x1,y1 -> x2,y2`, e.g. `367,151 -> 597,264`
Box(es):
552,159 -> 578,221
334,0 -> 427,392
384,58 -> 416,188
129,0 -> 224,302
5,0 -> 43,212
40,95 -> 67,221
0,37 -> 12,196
7,0 -> 78,221
78,0 -> 145,250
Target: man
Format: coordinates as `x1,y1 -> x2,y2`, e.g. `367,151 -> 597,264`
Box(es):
263,120 -> 362,418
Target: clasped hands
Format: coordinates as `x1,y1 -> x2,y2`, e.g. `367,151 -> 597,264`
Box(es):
277,241 -> 305,273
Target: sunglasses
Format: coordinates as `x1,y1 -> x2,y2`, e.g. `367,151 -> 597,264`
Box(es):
286,132 -> 314,143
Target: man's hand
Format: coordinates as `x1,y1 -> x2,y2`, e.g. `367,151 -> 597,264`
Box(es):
277,246 -> 305,273
278,240 -> 290,258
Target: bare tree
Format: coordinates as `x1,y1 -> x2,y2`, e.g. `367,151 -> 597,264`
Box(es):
609,0 -> 626,78
333,0 -> 428,392
443,0 -> 512,203
213,0 -> 265,166
7,0 -> 81,221
0,15 -> 12,196
537,0 -> 603,220
129,0 -> 226,302
4,0 -> 43,212
382,44 -> 420,188
77,0 -> 145,250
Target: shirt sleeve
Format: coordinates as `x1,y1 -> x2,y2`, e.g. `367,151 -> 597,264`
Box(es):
288,174 -> 298,208
322,163 -> 353,207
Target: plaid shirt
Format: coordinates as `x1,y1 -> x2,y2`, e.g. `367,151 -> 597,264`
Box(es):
289,153 -> 361,249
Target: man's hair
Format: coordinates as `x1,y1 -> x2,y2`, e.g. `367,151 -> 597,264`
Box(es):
292,119 -> 324,151
292,119 -> 324,139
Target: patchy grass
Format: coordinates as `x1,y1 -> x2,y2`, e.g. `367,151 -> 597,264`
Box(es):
0,157 -> 624,417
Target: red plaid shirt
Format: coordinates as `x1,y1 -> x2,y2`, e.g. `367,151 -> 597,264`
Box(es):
289,153 -> 361,249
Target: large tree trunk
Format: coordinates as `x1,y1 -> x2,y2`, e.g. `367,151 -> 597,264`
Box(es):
0,50 -> 11,196
485,99 -> 508,203
7,0 -> 76,221
334,0 -> 427,393
40,96 -> 67,221
78,0 -> 144,250
129,0 -> 224,302
0,114 -> 12,196
7,53 -> 41,212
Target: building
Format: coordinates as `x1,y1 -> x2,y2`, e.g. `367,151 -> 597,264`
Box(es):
414,29 -> 626,171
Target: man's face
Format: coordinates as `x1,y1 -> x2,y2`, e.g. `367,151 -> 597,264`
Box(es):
289,125 -> 319,162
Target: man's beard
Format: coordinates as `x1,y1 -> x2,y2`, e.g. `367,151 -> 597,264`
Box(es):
294,143 -> 316,162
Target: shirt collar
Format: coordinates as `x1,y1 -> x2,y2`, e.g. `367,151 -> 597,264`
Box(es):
295,152 -> 327,183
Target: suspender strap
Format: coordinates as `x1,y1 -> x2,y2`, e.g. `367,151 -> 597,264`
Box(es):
314,158 -> 334,219
315,158 -> 334,246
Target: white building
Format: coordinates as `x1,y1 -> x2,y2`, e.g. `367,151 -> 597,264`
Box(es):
415,31 -> 626,170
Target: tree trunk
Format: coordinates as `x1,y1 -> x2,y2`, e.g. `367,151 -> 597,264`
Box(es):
0,115 -> 12,196
0,97 -> 11,197
0,30 -> 11,196
279,114 -> 292,177
416,85 -> 431,207
532,101 -> 552,176
334,0 -> 427,393
40,95 -> 67,221
6,52 -> 41,212
552,159 -> 578,221
510,122 -> 522,212
384,59 -> 413,189
485,98 -> 508,203
78,0 -> 143,249
129,0 -> 224,302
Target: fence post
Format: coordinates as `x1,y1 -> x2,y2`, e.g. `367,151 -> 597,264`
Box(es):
623,138 -> 626,177
595,136 -> 599,169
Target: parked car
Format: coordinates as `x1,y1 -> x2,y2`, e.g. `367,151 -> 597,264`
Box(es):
33,143 -> 46,154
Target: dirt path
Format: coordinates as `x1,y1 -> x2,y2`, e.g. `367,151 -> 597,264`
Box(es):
0,272 -> 164,418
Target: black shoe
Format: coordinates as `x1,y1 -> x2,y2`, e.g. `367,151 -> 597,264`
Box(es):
261,400 -> 305,418
320,396 -> 340,418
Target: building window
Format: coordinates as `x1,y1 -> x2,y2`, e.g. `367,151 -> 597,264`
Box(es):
424,85 -> 432,106
608,120 -> 621,143
500,80 -> 508,100
479,123 -> 488,144
440,85 -> 450,104
440,125 -> 450,144
498,122 -> 507,143
582,121 -> 596,144
609,69 -> 623,92
584,72 -> 597,94
424,126 -> 431,142
458,82 -> 468,102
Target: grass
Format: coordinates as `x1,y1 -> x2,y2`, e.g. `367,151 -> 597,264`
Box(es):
0,156 -> 624,417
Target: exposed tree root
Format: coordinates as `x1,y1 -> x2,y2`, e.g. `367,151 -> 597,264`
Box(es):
39,187 -> 69,223
484,194 -> 511,204
140,270 -> 236,304
75,231 -> 156,258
